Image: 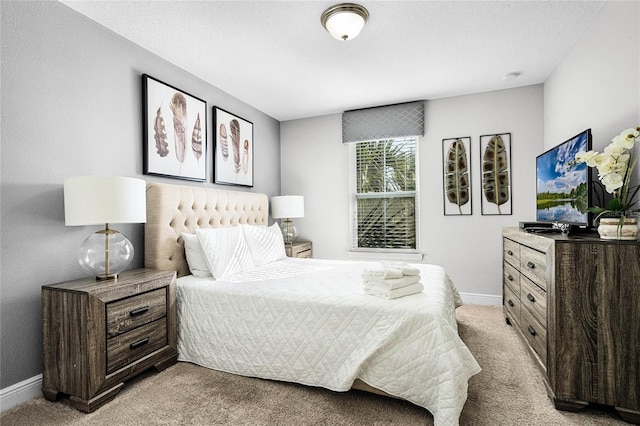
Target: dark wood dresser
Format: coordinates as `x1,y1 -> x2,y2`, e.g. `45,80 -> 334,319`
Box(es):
502,227 -> 640,423
42,268 -> 178,412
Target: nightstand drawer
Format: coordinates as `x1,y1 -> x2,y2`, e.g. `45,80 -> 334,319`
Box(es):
286,241 -> 312,258
107,319 -> 167,374
106,288 -> 167,338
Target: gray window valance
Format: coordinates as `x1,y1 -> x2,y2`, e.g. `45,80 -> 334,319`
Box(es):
342,101 -> 424,143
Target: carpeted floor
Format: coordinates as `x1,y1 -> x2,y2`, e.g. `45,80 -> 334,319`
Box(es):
1,304 -> 628,425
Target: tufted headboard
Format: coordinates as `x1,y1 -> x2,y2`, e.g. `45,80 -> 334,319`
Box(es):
145,182 -> 269,277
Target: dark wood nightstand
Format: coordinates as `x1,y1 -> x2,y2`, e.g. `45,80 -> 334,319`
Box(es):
285,240 -> 312,258
41,268 -> 178,413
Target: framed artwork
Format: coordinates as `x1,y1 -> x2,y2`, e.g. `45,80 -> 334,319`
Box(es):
143,74 -> 207,181
480,133 -> 512,215
213,107 -> 253,187
442,137 -> 472,215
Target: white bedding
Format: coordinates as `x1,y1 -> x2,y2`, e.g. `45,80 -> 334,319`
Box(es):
177,258 -> 481,426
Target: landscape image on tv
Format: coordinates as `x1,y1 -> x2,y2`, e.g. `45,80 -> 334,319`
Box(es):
536,131 -> 590,224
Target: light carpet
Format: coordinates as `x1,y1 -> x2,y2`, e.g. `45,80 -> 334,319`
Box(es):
1,305 -> 627,425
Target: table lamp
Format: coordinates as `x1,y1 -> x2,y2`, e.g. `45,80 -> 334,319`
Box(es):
64,176 -> 146,280
270,195 -> 304,244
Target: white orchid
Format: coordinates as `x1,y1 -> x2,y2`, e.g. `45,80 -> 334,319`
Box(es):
574,126 -> 640,220
575,150 -> 598,165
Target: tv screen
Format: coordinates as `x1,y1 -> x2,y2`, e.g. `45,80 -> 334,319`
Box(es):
536,129 -> 592,227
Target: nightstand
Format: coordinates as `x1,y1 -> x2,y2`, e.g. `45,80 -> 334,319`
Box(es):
285,240 -> 312,258
41,268 -> 178,413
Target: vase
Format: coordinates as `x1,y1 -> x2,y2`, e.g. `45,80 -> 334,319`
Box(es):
597,217 -> 639,240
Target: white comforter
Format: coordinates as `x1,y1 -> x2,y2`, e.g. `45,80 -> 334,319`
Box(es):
177,258 -> 481,426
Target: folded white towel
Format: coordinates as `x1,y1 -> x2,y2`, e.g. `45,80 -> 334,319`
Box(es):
364,282 -> 424,299
363,274 -> 421,290
361,267 -> 403,280
382,261 -> 420,276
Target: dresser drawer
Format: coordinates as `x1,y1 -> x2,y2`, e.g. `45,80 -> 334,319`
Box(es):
521,276 -> 547,328
106,288 -> 167,338
520,307 -> 547,364
503,261 -> 520,297
520,246 -> 547,290
106,319 -> 167,374
503,238 -> 520,268
503,285 -> 520,327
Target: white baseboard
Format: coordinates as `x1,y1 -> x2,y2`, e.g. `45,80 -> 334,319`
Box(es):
0,374 -> 42,413
459,292 -> 502,306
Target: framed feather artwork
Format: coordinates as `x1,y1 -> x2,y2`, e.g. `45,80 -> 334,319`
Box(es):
442,137 -> 472,215
480,133 -> 512,215
213,107 -> 253,187
142,74 -> 207,181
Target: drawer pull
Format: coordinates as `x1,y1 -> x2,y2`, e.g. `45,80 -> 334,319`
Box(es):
130,337 -> 149,349
507,275 -> 514,282
527,325 -> 537,336
527,293 -> 535,303
508,299 -> 514,307
527,261 -> 536,269
129,306 -> 150,317
507,250 -> 513,256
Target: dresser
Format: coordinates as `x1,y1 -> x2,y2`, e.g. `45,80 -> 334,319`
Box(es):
285,240 -> 312,258
42,269 -> 178,412
502,228 -> 640,423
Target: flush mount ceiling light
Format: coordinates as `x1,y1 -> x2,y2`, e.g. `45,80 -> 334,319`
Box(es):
321,3 -> 369,41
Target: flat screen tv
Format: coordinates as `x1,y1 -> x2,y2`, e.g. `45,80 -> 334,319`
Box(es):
536,129 -> 592,228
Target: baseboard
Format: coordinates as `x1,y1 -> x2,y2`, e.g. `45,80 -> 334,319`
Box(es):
459,292 -> 502,306
0,374 -> 42,413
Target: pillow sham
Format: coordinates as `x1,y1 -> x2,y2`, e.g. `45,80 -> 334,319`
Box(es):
181,233 -> 212,278
196,227 -> 254,280
241,223 -> 287,266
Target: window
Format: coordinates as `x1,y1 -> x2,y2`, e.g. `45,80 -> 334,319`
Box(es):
350,137 -> 419,252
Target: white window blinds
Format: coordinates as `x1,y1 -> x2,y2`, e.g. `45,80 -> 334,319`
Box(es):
350,137 -> 418,250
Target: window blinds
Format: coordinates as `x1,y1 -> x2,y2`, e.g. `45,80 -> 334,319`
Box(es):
342,101 -> 424,143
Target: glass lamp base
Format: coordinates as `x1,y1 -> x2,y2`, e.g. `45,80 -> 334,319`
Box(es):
78,227 -> 134,280
281,219 -> 298,244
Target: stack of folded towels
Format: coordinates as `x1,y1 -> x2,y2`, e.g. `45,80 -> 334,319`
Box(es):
361,262 -> 423,300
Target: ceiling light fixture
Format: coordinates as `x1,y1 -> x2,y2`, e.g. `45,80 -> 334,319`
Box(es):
321,3 -> 369,41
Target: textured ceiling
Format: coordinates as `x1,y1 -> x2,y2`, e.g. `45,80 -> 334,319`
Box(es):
59,0 -> 606,121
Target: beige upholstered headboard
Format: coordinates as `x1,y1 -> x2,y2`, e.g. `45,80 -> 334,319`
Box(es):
145,182 -> 269,277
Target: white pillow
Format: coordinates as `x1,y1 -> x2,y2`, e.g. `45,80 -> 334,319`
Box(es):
196,227 -> 254,279
181,233 -> 211,278
241,223 -> 287,266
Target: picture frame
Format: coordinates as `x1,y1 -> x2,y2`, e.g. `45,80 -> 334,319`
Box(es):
142,74 -> 207,181
442,137 -> 472,215
480,132 -> 512,215
213,107 -> 253,187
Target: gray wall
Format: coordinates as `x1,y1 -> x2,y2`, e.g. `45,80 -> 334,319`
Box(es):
280,85 -> 544,300
279,0 -> 640,302
544,0 -> 639,185
0,1 -> 281,389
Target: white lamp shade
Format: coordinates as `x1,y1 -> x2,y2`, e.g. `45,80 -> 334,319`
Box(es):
64,176 -> 147,226
271,195 -> 304,219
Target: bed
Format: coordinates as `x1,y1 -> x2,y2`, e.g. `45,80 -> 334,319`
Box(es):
145,182 -> 481,426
